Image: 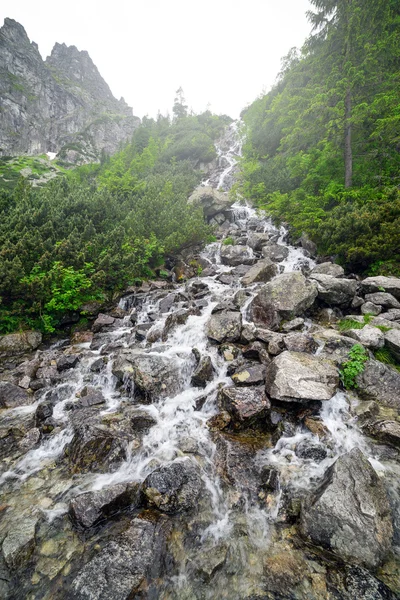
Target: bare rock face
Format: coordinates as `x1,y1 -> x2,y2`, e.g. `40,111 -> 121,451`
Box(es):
266,351 -> 339,402
361,276 -> 400,300
309,273 -> 358,306
311,262 -> 345,277
218,386 -> 270,429
301,448 -> 393,569
188,186 -> 233,219
241,259 -> 278,286
206,311 -> 242,343
0,331 -> 42,356
220,245 -> 255,266
142,458 -> 203,513
0,18 -> 139,164
71,518 -> 168,599
250,273 -> 318,330
69,483 -> 140,528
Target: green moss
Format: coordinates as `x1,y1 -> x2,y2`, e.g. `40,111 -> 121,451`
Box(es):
222,236 -> 235,246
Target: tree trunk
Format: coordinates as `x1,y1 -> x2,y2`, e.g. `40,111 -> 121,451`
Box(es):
344,86 -> 353,188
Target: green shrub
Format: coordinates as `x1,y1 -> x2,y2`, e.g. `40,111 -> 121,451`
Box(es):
223,237 -> 235,246
340,344 -> 369,389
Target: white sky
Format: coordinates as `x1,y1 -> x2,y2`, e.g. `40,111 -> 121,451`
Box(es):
0,0 -> 313,119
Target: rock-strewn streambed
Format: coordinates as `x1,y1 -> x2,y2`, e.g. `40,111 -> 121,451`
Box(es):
1,124 -> 400,599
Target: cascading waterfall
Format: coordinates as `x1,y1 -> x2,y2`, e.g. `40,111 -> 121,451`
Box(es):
0,122 -> 399,600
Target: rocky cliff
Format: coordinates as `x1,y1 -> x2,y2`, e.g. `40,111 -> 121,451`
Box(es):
0,18 -> 140,165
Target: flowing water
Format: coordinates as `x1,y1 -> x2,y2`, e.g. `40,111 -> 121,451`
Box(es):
1,122 -> 399,599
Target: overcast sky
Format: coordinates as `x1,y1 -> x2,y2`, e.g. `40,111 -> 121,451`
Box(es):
0,0 -> 313,119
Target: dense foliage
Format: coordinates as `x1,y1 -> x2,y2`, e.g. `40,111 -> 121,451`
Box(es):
238,0 -> 400,274
0,107 -> 230,333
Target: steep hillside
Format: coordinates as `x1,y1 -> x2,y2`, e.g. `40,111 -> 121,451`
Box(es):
0,18 -> 140,165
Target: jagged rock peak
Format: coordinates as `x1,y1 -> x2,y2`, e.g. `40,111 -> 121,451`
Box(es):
0,17 -> 139,163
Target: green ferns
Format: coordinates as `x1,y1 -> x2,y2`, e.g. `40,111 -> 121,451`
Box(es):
340,344 -> 369,389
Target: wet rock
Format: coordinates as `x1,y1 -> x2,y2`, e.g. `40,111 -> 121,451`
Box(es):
300,447 -> 393,568
159,292 -> 177,313
309,274 -> 358,306
331,565 -> 399,600
242,341 -> 270,365
266,351 -> 339,403
135,323 -> 153,341
247,232 -> 270,251
362,419 -> 400,449
282,317 -> 304,332
188,185 -> 233,218
69,483 -> 140,528
220,245 -> 255,266
259,465 -> 280,493
193,544 -> 227,581
0,331 -> 42,356
68,411 -> 129,474
112,351 -> 181,401
299,232 -> 317,257
161,307 -> 197,341
303,416 -> 329,439
206,311 -> 242,343
356,360 -> 400,409
384,329 -> 400,361
2,517 -> 38,569
216,273 -> 234,285
361,301 -> 382,316
241,259 -> 278,286
0,382 -> 32,409
261,244 -> 289,263
70,330 -> 93,345
143,458 -> 202,513
191,355 -> 214,388
346,325 -> 385,349
231,364 -> 267,386
365,292 -> 400,309
92,313 -> 115,333
90,357 -> 106,372
79,386 -> 106,408
251,273 -> 318,330
218,386 -> 270,429
56,354 -> 80,372
218,344 -> 240,363
241,323 -> 257,344
35,401 -> 53,424
71,517 -> 167,599
311,262 -> 345,278
129,409 -> 157,432
207,411 -> 232,431
19,427 -> 40,452
284,332 -> 318,354
295,439 -> 327,461
212,300 -> 237,314
361,276 -> 400,300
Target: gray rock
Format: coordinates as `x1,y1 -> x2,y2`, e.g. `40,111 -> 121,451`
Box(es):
299,233 -> 317,257
261,244 -> 289,263
57,354 -> 80,371
188,186 -> 233,218
79,386 -> 106,408
365,292 -> 400,309
300,448 -> 392,568
231,364 -> 267,386
247,232 -> 270,251
362,419 -> 400,449
311,262 -> 345,278
250,272 -> 318,330
68,411 -> 129,474
345,325 -> 384,349
220,245 -> 255,266
361,276 -> 400,300
282,317 -> 304,332
380,309 -> 400,321
218,386 -> 270,429
92,313 -> 115,333
309,274 -> 358,306
242,341 -> 270,365
0,331 -> 42,356
266,351 -> 339,402
69,483 -> 140,528
129,409 -> 157,432
295,439 -> 327,462
384,329 -> 400,361
284,332 -> 318,354
191,355 -> 214,388
143,458 -> 202,513
18,427 -> 40,452
2,517 -> 37,569
112,351 -> 181,401
356,359 -> 400,409
0,381 -> 32,409
361,301 -> 382,316
206,311 -> 242,343
241,259 -> 278,286
71,518 -> 166,599
0,19 -> 140,163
